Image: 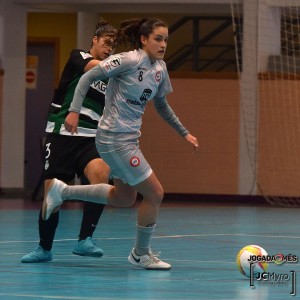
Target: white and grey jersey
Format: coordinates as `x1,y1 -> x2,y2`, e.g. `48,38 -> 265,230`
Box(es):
70,49 -> 188,139
100,49 -> 172,135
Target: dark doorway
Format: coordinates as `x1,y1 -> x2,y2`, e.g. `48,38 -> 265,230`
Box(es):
24,38 -> 59,198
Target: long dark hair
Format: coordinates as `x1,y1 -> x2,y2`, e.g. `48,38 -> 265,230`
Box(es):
116,18 -> 168,49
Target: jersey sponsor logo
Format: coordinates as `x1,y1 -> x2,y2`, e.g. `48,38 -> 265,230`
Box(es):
90,80 -> 106,94
110,58 -> 121,67
126,99 -> 142,106
80,51 -> 93,59
104,57 -> 121,71
138,67 -> 148,71
155,71 -> 161,82
104,62 -> 110,71
126,89 -> 152,107
130,156 -> 140,167
140,89 -> 152,102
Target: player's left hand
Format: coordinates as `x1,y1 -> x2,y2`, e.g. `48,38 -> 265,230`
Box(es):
64,112 -> 79,134
184,133 -> 199,154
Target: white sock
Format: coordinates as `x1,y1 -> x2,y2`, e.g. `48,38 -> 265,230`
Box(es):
134,223 -> 156,256
63,183 -> 111,205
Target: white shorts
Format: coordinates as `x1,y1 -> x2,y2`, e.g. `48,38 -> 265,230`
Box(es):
95,130 -> 152,186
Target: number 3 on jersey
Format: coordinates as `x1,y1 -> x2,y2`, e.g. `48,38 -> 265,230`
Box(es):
45,142 -> 51,159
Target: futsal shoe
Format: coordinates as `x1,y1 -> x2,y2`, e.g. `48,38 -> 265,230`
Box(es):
73,237 -> 104,258
21,245 -> 53,263
128,248 -> 171,270
42,178 -> 66,221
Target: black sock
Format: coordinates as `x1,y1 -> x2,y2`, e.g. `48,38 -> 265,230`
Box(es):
38,209 -> 59,251
78,202 -> 105,241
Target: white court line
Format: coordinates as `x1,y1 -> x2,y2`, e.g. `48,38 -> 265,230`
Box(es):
0,294 -> 112,300
156,233 -> 300,239
0,232 -> 300,244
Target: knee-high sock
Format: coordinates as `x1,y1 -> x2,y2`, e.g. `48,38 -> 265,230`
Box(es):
39,209 -> 59,251
134,223 -> 156,256
63,183 -> 111,205
78,202 -> 105,241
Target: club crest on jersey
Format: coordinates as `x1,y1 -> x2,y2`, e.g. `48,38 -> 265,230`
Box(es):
104,57 -> 121,71
155,71 -> 161,82
130,156 -> 140,167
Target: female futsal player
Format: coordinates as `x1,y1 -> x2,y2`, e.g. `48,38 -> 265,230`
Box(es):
42,18 -> 199,270
22,20 -> 117,263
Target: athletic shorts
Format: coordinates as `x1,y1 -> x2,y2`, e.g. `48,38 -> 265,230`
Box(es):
43,133 -> 101,182
95,130 -> 152,186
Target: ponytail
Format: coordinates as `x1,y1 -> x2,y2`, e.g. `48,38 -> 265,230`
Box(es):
116,18 -> 167,49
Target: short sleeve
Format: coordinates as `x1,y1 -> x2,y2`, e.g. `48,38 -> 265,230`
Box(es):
69,49 -> 94,73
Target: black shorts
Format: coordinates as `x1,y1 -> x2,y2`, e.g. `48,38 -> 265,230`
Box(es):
43,133 -> 100,182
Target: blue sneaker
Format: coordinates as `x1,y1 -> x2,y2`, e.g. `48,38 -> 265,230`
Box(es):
72,237 -> 103,258
21,245 -> 53,263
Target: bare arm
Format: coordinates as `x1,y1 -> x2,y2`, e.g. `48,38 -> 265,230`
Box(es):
83,59 -> 101,72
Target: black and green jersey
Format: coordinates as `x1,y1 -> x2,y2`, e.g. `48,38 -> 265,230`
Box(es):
46,49 -> 108,136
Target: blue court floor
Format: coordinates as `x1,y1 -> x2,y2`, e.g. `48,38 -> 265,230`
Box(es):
0,198 -> 299,299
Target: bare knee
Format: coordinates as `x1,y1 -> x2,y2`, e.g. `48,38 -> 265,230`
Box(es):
144,186 -> 164,207
84,159 -> 110,184
108,186 -> 137,207
117,197 -> 136,207
134,172 -> 164,206
154,186 -> 164,205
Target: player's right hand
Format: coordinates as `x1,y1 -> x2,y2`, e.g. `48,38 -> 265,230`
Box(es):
64,112 -> 79,134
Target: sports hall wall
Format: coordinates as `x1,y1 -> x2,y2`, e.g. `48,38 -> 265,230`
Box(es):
26,12 -> 240,196
0,68 -> 3,193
